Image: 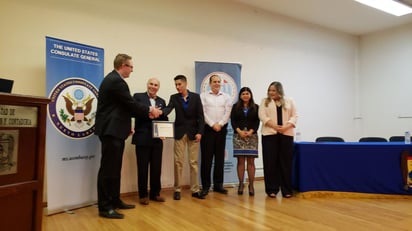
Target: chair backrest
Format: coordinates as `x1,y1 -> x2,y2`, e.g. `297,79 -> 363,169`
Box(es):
389,136 -> 406,142
315,136 -> 345,142
359,137 -> 387,142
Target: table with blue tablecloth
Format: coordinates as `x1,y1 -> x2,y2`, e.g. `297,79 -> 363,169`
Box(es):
293,142 -> 412,195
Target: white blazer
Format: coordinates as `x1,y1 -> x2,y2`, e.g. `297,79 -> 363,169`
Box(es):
258,97 -> 297,137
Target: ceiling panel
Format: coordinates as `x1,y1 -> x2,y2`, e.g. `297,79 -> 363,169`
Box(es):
230,0 -> 412,35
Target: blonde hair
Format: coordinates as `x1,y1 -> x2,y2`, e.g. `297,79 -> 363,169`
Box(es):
264,81 -> 285,107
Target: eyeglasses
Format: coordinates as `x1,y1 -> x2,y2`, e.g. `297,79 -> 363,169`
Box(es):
124,63 -> 134,69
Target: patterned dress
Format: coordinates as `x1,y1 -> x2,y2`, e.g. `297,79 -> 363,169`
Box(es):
230,104 -> 260,157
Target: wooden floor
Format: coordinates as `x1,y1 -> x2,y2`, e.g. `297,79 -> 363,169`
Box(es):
42,181 -> 412,231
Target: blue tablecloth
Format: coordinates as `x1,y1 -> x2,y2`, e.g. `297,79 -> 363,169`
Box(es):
293,142 -> 412,195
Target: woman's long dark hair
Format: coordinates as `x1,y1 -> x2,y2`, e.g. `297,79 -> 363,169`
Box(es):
235,87 -> 256,111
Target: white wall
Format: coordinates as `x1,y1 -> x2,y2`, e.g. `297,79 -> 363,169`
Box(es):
1,0 -> 359,194
359,24 -> 412,139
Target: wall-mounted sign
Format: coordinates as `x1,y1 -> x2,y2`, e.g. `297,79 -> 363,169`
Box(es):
0,105 -> 38,128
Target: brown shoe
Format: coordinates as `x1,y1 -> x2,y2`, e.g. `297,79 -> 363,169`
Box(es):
150,195 -> 165,202
139,197 -> 149,205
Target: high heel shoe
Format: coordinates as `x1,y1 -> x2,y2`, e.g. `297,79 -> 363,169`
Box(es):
238,183 -> 244,195
248,184 -> 254,196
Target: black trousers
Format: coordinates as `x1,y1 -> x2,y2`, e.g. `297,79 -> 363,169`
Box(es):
200,124 -> 227,190
135,139 -> 163,198
97,135 -> 125,211
261,134 -> 294,195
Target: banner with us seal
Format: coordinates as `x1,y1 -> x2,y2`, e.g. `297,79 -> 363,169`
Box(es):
195,61 -> 241,185
46,37 -> 104,214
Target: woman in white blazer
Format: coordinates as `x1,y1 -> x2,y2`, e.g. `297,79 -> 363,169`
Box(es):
258,81 -> 297,198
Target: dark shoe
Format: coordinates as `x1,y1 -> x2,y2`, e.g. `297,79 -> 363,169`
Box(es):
201,189 -> 209,196
139,197 -> 149,205
150,195 -> 165,202
99,209 -> 124,219
238,183 -> 244,195
115,200 -> 135,209
283,194 -> 293,198
268,193 -> 276,198
248,184 -> 255,196
192,192 -> 205,199
173,192 -> 181,200
213,187 -> 228,194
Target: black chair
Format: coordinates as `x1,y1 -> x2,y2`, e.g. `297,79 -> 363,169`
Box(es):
359,137 -> 387,142
315,136 -> 345,142
389,136 -> 406,142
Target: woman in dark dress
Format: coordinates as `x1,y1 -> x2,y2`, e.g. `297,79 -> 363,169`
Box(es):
230,87 -> 260,196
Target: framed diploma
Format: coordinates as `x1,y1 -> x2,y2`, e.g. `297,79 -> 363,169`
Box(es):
152,121 -> 174,138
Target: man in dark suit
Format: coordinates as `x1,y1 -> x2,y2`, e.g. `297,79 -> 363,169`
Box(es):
162,75 -> 205,200
132,78 -> 168,205
95,54 -> 161,219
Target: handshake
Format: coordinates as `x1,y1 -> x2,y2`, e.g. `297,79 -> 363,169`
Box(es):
149,106 -> 163,119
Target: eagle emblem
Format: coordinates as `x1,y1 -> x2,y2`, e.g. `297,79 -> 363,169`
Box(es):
48,78 -> 99,139
60,92 -> 94,128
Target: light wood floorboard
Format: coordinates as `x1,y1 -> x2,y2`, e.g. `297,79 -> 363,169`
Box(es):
42,181 -> 412,231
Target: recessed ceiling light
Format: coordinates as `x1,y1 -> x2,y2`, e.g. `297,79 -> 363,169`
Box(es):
355,0 -> 412,16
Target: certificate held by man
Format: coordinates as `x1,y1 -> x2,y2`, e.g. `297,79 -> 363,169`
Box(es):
152,121 -> 174,138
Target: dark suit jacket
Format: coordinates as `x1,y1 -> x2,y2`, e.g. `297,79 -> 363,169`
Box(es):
94,70 -> 149,140
163,91 -> 205,140
131,92 -> 168,146
230,103 -> 260,134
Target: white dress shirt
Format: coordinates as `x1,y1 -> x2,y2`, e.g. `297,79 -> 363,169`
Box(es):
200,90 -> 232,127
